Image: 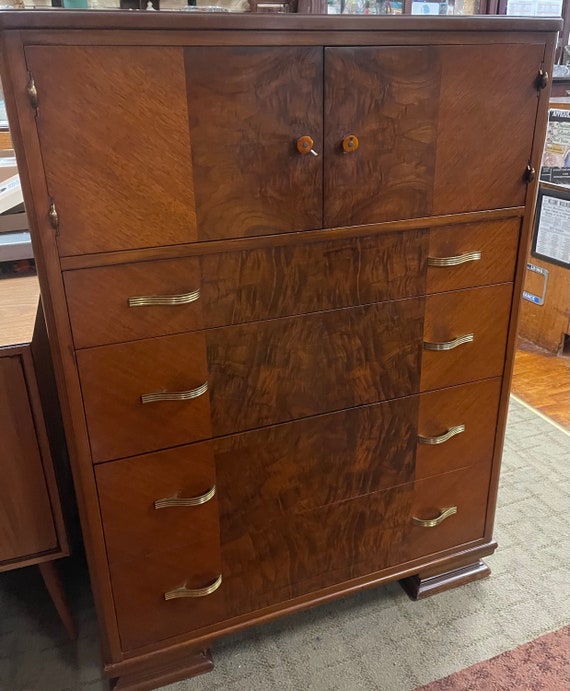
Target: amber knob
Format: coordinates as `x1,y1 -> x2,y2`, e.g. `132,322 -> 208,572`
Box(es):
342,135 -> 359,153
296,136 -> 318,156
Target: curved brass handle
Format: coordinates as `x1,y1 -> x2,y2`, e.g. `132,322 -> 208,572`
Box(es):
129,288 -> 200,308
141,381 -> 208,404
164,574 -> 222,601
418,424 -> 465,446
424,333 -> 474,352
427,251 -> 481,268
342,134 -> 359,153
413,506 -> 457,528
296,135 -> 318,156
154,485 -> 216,510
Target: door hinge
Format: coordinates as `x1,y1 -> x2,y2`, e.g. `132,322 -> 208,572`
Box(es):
536,69 -> 549,91
48,200 -> 60,234
26,72 -> 38,112
524,163 -> 536,183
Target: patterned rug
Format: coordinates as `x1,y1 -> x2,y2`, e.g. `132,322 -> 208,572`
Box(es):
415,626 -> 569,690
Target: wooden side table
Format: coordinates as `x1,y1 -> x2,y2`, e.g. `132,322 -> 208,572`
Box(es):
0,275 -> 75,639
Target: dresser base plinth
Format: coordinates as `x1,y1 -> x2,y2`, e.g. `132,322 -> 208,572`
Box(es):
400,559 -> 492,600
110,648 -> 213,691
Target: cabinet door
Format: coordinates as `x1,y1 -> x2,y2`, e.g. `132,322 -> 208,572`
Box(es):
0,356 -> 57,563
324,43 -> 544,228
184,46 -> 323,241
26,45 -> 322,255
26,46 -> 197,256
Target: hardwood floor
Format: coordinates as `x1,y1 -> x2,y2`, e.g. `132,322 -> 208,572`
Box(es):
511,341 -> 570,429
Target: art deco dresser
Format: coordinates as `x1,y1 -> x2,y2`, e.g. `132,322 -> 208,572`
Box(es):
0,12 -> 560,690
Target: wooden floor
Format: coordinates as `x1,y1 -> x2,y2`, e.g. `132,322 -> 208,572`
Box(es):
511,342 -> 570,429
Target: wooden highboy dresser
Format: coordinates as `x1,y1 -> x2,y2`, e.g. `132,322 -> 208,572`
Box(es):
0,13 -> 560,690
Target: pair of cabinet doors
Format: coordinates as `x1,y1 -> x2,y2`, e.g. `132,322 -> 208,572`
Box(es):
26,41 -> 542,255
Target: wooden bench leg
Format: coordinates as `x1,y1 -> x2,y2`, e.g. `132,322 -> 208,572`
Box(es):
39,560 -> 77,640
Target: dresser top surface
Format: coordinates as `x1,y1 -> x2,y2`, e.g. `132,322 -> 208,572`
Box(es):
0,276 -> 39,349
0,11 -> 562,34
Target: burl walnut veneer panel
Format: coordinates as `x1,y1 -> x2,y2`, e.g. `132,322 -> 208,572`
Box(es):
185,46 -> 323,240
64,229 -> 428,349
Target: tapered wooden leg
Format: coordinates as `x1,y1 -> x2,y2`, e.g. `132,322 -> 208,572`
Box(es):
39,560 -> 77,640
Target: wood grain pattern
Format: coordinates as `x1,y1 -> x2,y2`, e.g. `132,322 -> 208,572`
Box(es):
25,46 -> 197,256
0,276 -> 39,347
518,257 -> 570,354
421,283 -> 513,391
324,46 -> 440,228
215,396 -> 419,541
426,218 -> 521,294
0,356 -> 58,563
432,43 -> 544,215
63,230 -> 428,349
95,443 -> 219,563
109,543 -> 224,651
416,378 -> 502,480
185,46 -> 323,240
76,333 -> 212,463
207,300 -> 424,436
405,463 -> 493,562
219,486 -> 412,616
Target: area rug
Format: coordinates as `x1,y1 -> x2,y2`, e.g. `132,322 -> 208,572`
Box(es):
415,626 -> 569,690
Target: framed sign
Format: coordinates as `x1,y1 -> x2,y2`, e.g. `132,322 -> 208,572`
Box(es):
531,186 -> 570,269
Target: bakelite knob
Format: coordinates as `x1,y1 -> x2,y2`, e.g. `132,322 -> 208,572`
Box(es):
342,135 -> 359,153
296,136 -> 318,156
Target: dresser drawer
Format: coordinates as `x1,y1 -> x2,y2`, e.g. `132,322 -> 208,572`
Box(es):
63,230 -> 428,349
421,283 -> 512,391
109,545 -> 224,651
216,396 -> 418,540
95,443 -> 219,563
78,301 -> 423,462
416,378 -> 502,479
405,464 -> 492,562
426,218 -> 520,294
76,334 -> 212,463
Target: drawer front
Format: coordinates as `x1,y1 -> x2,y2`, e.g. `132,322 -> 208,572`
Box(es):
216,396 -> 418,541
421,283 -> 512,391
0,356 -> 58,563
426,218 -> 520,294
76,334 -> 212,463
109,545 -> 224,651
64,230 -> 428,349
208,300 -> 423,435
78,301 -> 423,462
96,443 -> 218,563
416,378 -> 502,479
405,464 -> 492,562
110,484 -> 412,650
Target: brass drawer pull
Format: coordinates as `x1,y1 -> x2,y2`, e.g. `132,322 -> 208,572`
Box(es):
154,485 -> 216,510
423,333 -> 474,351
413,506 -> 457,528
164,574 -> 222,601
427,251 -> 481,268
141,381 -> 208,404
128,288 -> 200,307
418,424 -> 465,446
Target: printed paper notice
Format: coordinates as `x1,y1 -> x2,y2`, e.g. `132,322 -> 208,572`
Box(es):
534,194 -> 570,266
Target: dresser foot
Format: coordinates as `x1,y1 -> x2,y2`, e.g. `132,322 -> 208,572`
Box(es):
399,559 -> 491,600
110,648 -> 214,691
